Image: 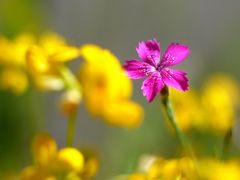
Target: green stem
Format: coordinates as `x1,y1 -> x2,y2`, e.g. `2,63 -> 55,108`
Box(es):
58,65 -> 81,91
66,111 -> 77,146
57,65 -> 81,147
160,86 -> 195,158
221,129 -> 232,159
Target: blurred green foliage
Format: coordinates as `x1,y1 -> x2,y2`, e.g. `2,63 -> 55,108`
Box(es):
0,90 -> 42,172
0,0 -> 45,175
0,0 -> 45,36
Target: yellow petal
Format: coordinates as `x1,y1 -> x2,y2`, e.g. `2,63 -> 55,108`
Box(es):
79,44 -> 143,127
12,33 -> 36,67
50,46 -> 79,62
0,68 -> 28,94
202,73 -> 239,133
0,36 -> 12,64
26,45 -> 50,74
199,159 -> 240,180
81,158 -> 98,178
128,173 -> 147,180
32,133 -> 57,167
79,149 -> 99,178
39,32 -> 67,55
80,44 -> 121,69
79,45 -> 130,101
79,62 -> 132,116
56,148 -> 84,172
103,100 -> 144,128
170,88 -> 204,131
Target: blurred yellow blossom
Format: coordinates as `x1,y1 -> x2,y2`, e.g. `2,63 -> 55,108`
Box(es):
55,148 -> 84,172
0,33 -> 35,66
124,155 -> 240,180
199,159 -> 240,180
20,133 -> 98,180
128,173 -> 147,180
0,32 -> 80,94
39,33 -> 79,62
103,100 -> 143,128
25,32 -> 83,117
79,44 -> 143,128
0,68 -> 28,94
170,89 -> 204,131
121,155 -> 198,180
201,74 -> 239,134
32,133 -> 57,167
26,32 -> 80,91
0,33 -> 35,94
170,73 -> 239,134
80,149 -> 99,179
145,156 -> 196,179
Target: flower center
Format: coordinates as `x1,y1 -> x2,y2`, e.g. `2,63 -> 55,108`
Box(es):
157,65 -> 164,72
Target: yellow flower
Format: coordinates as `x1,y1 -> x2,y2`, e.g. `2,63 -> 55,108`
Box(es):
26,32 -> 79,91
21,166 -> 55,180
127,155 -> 198,180
0,32 -> 79,94
147,157 -> 196,180
199,159 -> 240,180
0,68 -> 28,94
0,33 -> 35,67
79,45 -> 132,102
78,149 -> 99,179
103,100 -> 143,128
170,73 -> 239,134
128,173 -> 147,180
129,155 -> 240,180
0,33 -> 35,94
39,33 -> 79,62
20,133 -> 97,180
55,148 -> 84,172
32,133 -> 57,167
170,89 -> 204,132
79,44 -> 144,128
201,73 -> 239,134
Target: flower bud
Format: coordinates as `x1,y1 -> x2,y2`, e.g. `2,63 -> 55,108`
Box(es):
60,89 -> 82,116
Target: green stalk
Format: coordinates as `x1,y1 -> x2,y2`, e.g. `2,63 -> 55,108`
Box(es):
221,129 -> 232,159
58,65 -> 81,147
66,111 -> 77,146
160,86 -> 195,158
58,65 -> 81,90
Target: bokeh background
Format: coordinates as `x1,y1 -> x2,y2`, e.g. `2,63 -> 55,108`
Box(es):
1,0 -> 240,179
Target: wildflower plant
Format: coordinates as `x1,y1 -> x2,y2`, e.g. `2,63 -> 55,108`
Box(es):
124,39 -> 193,155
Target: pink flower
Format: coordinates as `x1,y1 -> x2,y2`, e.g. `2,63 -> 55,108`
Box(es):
123,39 -> 190,102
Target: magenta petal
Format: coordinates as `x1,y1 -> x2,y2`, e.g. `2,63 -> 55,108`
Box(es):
136,39 -> 161,67
141,72 -> 164,102
123,59 -> 156,79
160,42 -> 190,67
161,68 -> 189,91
